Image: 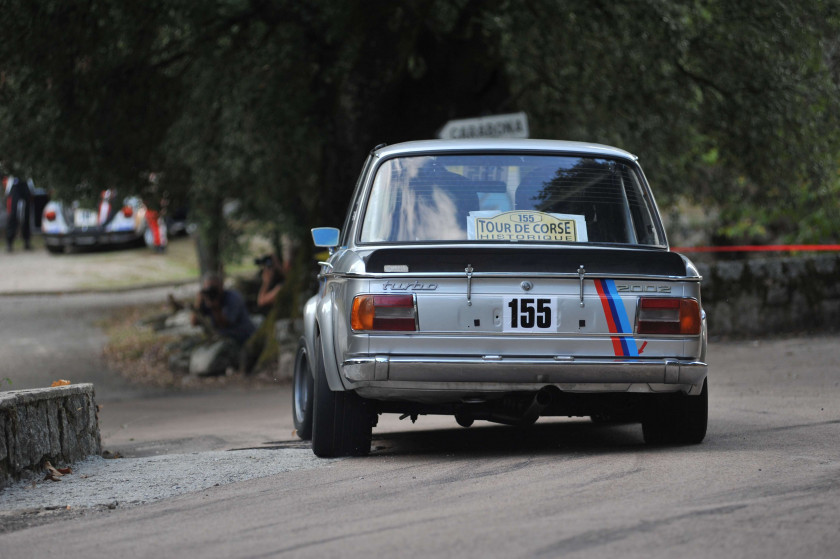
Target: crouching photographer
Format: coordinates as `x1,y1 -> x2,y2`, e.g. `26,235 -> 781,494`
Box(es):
190,272 -> 256,375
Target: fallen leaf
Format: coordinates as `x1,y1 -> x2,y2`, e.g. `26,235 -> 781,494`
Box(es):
57,467 -> 72,475
51,379 -> 71,387
44,461 -> 64,478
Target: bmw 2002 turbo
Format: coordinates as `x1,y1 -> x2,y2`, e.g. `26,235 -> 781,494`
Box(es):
294,139 -> 707,457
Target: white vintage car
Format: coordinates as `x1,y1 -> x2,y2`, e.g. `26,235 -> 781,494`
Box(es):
294,139 -> 707,457
41,191 -> 147,253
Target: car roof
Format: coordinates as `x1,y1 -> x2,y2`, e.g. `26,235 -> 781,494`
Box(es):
373,139 -> 638,161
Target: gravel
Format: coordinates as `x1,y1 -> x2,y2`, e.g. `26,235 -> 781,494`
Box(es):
0,449 -> 331,512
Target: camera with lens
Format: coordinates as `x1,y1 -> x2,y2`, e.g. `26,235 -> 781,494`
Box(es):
254,255 -> 273,268
201,286 -> 222,301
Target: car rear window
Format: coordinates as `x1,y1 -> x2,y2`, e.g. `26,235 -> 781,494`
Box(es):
359,154 -> 664,246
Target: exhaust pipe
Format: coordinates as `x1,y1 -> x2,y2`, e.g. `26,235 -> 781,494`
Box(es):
519,385 -> 560,424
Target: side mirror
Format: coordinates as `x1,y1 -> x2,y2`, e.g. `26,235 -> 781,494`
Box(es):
311,227 -> 340,248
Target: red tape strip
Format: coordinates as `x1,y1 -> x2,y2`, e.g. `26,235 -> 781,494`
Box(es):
674,245 -> 840,253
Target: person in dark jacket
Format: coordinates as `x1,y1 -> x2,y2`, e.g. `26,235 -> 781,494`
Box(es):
4,176 -> 32,252
192,273 -> 256,345
189,273 -> 257,375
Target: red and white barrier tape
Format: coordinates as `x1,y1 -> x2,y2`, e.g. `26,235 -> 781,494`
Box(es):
673,244 -> 840,253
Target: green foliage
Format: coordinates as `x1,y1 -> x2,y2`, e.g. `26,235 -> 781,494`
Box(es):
497,1 -> 840,207
2,0 -> 840,282
0,0 -> 183,200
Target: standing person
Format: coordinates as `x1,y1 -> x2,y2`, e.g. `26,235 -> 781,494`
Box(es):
5,176 -> 32,252
143,174 -> 169,252
144,206 -> 168,253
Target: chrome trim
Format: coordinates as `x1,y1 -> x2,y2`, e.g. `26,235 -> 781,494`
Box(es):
354,381 -> 701,402
373,139 -> 639,161
578,265 -> 586,307
333,272 -> 702,282
465,264 -> 474,306
340,355 -> 707,388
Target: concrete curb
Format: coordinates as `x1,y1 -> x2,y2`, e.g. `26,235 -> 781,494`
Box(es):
0,278 -> 198,298
0,384 -> 101,489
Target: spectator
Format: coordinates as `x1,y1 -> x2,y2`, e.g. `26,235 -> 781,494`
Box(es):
190,273 -> 256,375
256,252 -> 291,310
192,273 -> 256,345
4,176 -> 32,252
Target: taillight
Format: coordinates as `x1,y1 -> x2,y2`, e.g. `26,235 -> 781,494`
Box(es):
637,298 -> 701,335
351,294 -> 417,331
122,206 -> 134,218
44,210 -> 57,221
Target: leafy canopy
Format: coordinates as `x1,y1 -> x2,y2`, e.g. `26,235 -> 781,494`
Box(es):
2,0 -> 839,255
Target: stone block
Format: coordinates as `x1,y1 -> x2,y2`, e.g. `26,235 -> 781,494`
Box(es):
0,383 -> 101,489
715,261 -> 744,283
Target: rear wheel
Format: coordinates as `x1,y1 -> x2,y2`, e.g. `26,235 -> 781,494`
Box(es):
311,336 -> 373,457
642,380 -> 708,445
292,338 -> 314,440
590,411 -> 638,424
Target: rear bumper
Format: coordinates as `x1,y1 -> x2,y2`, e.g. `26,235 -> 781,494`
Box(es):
44,230 -> 141,247
341,355 -> 707,401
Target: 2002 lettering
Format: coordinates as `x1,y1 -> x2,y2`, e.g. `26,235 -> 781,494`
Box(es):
507,298 -> 551,328
616,285 -> 672,293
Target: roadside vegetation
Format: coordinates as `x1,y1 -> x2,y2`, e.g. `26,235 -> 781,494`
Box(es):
100,302 -> 280,390
3,1 -> 840,319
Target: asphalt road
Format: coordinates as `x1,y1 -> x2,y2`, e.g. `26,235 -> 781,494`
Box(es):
1,289 -> 839,557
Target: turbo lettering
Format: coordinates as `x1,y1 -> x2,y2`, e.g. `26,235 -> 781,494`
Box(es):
382,281 -> 438,291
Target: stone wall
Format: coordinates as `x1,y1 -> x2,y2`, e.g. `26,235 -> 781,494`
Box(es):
696,254 -> 840,338
275,318 -> 303,381
0,383 -> 101,489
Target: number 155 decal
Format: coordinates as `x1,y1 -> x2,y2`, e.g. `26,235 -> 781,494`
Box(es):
503,297 -> 557,332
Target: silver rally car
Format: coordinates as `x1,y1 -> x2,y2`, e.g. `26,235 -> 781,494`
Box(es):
295,139 -> 708,457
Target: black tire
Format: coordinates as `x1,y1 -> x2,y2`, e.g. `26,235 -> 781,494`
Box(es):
292,338 -> 314,440
45,244 -> 64,254
643,379 -> 708,445
590,411 -> 638,424
311,336 -> 373,457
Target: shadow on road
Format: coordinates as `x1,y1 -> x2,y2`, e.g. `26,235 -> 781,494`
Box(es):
367,418 -> 651,458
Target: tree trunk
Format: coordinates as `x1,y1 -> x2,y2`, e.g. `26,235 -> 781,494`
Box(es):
193,189 -> 226,278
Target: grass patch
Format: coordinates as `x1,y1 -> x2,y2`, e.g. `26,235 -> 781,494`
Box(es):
100,303 -> 280,390
77,237 -> 199,291
101,305 -> 183,387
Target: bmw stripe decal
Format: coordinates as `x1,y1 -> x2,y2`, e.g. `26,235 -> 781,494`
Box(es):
594,279 -> 639,357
